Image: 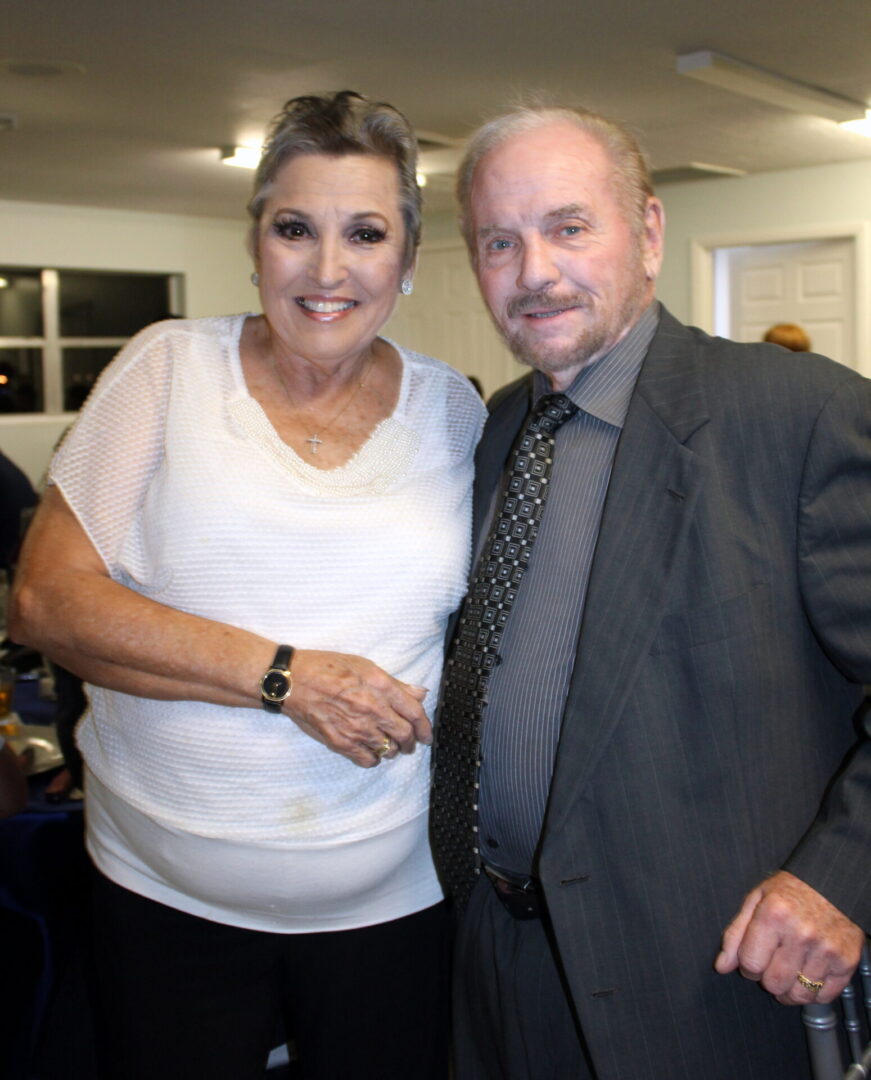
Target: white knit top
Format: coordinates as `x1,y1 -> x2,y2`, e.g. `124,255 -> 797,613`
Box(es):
51,314 -> 485,931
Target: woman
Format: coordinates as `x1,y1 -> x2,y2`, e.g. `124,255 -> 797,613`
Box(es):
11,91 -> 485,1079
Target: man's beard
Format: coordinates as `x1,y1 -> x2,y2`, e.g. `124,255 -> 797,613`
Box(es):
496,263 -> 649,378
501,293 -> 611,377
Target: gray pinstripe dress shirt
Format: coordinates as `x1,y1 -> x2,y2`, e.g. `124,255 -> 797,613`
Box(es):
478,302 -> 659,877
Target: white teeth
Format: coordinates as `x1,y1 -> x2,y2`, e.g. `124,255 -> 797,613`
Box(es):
529,309 -> 566,319
298,298 -> 355,313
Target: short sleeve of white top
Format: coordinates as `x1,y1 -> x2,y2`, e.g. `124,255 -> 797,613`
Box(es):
50,314 -> 486,932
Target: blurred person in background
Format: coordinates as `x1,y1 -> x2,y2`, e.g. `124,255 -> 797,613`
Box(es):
0,449 -> 37,579
763,322 -> 812,351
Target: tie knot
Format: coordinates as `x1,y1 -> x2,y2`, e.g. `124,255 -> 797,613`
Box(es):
529,393 -> 579,436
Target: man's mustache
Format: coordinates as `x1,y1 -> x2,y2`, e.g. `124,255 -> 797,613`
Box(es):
506,291 -> 592,319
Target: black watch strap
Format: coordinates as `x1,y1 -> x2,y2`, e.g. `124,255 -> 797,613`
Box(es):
260,644 -> 295,713
273,644 -> 294,672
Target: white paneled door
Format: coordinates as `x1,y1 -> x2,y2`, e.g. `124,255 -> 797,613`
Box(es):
722,238 -> 855,369
384,242 -> 520,397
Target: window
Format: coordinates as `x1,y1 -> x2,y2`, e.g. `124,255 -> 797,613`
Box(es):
0,268 -> 183,413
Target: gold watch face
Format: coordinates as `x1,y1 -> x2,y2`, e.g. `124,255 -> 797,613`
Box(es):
261,668 -> 291,702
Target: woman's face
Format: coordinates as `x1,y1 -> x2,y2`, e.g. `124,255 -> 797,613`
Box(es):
254,152 -> 408,369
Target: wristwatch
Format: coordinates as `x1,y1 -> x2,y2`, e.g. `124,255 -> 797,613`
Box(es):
260,644 -> 295,712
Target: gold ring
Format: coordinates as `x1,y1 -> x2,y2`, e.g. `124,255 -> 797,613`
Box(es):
374,736 -> 393,760
796,972 -> 824,993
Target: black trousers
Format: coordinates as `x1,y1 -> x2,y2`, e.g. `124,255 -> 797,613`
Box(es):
89,869 -> 450,1080
452,875 -> 594,1080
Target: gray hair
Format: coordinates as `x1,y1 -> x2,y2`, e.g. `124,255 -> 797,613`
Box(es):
248,90 -> 421,270
456,105 -> 654,255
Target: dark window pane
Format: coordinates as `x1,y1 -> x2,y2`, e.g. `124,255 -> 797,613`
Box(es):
0,270 -> 43,337
0,348 -> 43,412
62,347 -> 118,410
59,272 -> 172,337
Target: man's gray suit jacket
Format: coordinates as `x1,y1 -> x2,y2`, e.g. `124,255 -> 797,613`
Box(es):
469,307 -> 871,1079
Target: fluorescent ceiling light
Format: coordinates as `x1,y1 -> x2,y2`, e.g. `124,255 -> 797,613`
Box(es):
220,146 -> 262,169
652,162 -> 748,185
841,110 -> 871,137
685,161 -> 746,177
677,51 -> 866,124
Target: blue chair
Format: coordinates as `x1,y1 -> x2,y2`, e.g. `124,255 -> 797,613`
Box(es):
802,945 -> 871,1079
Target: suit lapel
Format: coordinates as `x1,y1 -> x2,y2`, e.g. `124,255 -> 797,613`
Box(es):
545,312 -> 711,834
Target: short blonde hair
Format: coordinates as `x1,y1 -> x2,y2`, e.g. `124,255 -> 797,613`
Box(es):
763,323 -> 812,352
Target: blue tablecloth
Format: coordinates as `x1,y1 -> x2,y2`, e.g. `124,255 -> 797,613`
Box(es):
13,673 -> 55,726
1,674 -> 89,1079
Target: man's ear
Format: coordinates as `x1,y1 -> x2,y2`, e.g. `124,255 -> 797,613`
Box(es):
641,197 -> 665,281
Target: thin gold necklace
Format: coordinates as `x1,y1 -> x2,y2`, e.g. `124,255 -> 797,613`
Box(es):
271,351 -> 376,455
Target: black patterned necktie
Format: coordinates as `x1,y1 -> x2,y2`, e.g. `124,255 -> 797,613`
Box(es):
431,392 -> 579,910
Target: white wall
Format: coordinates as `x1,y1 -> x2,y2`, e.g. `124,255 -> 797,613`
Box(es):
6,157 -> 871,481
384,208 -> 518,399
0,198 -> 256,484
656,157 -> 871,327
421,208 -> 465,246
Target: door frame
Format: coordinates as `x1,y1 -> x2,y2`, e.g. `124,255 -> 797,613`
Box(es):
690,222 -> 871,376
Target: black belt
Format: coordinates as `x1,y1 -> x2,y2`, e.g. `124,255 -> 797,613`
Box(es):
483,864 -> 542,920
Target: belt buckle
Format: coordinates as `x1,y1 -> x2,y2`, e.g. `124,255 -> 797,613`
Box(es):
484,865 -> 541,920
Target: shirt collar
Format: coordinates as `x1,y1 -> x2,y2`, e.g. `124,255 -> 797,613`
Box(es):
533,301 -> 660,430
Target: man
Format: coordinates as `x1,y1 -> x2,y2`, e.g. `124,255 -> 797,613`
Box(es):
430,105 -> 871,1080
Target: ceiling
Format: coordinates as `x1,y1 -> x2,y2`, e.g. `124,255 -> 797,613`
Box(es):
2,0 -> 871,222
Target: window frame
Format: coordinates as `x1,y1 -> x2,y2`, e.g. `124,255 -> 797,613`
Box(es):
0,267 -> 184,414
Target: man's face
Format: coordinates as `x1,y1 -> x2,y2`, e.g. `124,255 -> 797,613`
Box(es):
468,122 -> 664,388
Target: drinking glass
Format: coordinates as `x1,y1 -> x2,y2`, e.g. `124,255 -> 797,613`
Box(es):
0,664 -> 17,736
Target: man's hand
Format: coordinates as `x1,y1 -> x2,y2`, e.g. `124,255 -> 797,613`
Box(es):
715,870 -> 865,1004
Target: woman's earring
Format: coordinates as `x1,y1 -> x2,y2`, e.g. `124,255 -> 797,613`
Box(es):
251,272 -> 260,287
400,278 -> 414,296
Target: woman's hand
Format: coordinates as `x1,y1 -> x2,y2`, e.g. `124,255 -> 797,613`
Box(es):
286,650 -> 431,768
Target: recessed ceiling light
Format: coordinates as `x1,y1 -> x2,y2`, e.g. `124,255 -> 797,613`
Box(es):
841,110 -> 871,138
220,146 -> 262,169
